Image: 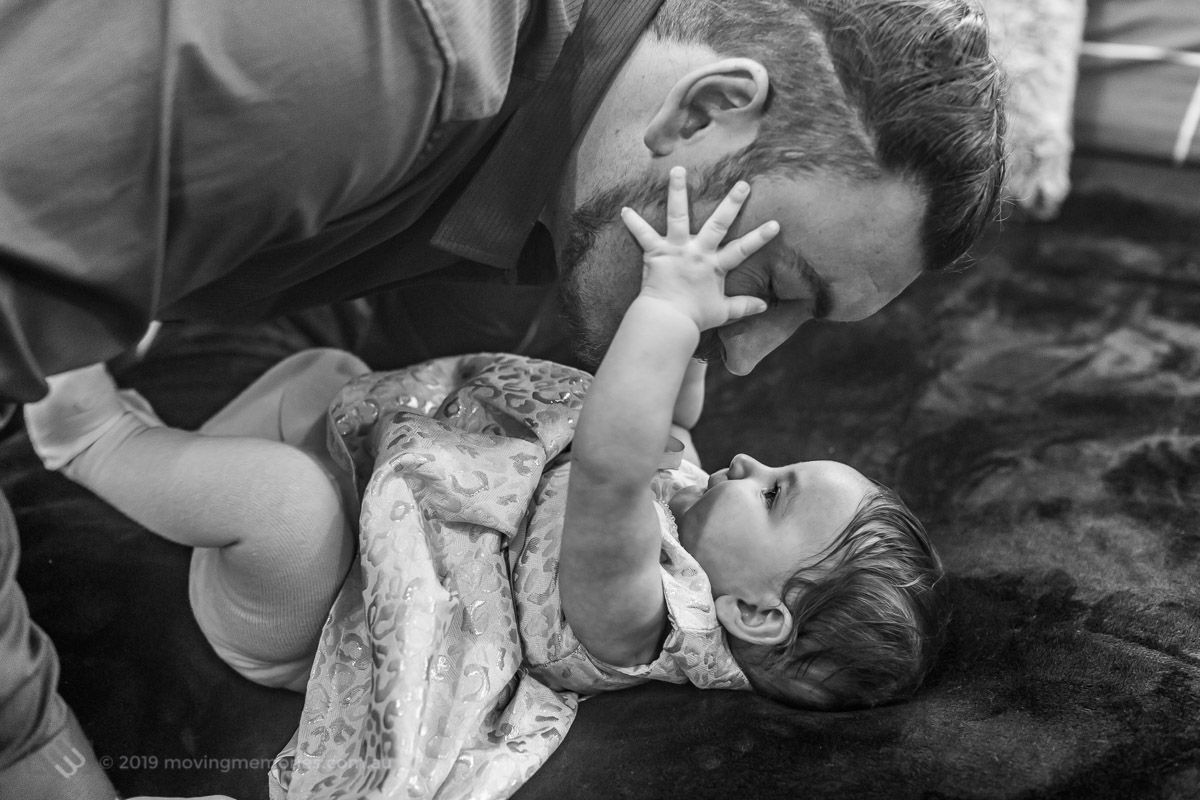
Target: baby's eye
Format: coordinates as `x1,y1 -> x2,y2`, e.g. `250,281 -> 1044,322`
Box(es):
762,485 -> 780,508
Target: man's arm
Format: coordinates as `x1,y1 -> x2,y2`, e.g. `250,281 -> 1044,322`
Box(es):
560,167 -> 775,666
0,488 -> 120,800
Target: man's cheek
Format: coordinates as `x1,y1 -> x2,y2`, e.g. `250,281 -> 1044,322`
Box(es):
610,227 -> 648,308
573,223 -> 648,334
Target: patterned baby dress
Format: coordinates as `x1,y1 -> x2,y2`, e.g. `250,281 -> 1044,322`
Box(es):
269,353 -> 748,800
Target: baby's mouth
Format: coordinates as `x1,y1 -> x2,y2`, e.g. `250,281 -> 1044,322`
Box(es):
706,469 -> 729,490
668,485 -> 704,520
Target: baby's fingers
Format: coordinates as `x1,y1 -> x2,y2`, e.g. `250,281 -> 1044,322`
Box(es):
717,220 -> 780,272
620,206 -> 664,250
665,166 -> 692,244
696,181 -> 751,250
724,295 -> 770,323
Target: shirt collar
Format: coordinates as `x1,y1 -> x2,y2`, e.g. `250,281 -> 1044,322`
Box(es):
431,0 -> 666,276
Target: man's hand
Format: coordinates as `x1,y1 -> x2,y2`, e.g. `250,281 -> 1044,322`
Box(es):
620,165 -> 778,332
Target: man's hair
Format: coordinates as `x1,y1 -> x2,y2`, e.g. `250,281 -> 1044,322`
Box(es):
728,486 -> 948,710
650,0 -> 1007,271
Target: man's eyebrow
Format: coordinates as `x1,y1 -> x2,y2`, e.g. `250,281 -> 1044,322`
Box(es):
781,242 -> 833,319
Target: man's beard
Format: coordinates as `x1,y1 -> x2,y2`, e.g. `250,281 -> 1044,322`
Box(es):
556,167 -> 732,369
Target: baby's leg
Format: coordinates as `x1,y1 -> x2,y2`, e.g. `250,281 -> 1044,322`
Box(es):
193,348 -> 370,689
200,347 -> 369,450
24,363 -> 355,689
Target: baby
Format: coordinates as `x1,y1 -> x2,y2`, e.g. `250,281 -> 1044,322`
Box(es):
25,167 -> 944,712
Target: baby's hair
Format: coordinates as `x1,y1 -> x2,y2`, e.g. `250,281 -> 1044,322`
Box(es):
730,485 -> 947,710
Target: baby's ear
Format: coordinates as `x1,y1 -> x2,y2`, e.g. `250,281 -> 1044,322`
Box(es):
715,595 -> 793,646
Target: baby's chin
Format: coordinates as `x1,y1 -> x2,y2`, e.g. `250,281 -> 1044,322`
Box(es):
668,485 -> 704,523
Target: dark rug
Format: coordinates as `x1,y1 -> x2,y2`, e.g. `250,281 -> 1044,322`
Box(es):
5,157 -> 1200,799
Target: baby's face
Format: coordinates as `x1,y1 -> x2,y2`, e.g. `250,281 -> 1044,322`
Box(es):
673,455 -> 875,601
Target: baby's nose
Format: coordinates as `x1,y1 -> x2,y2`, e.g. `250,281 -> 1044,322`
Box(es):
727,453 -> 762,478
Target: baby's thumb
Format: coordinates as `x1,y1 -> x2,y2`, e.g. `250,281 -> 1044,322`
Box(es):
724,296 -> 769,322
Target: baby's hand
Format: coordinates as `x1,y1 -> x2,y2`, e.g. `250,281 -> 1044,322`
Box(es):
621,165 -> 779,332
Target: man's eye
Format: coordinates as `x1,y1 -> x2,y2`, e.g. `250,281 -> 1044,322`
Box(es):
762,485 -> 780,508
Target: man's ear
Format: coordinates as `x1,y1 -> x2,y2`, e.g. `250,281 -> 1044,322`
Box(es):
643,57 -> 769,158
715,594 -> 794,646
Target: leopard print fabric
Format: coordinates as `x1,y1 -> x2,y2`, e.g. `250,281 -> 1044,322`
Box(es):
270,353 -> 747,800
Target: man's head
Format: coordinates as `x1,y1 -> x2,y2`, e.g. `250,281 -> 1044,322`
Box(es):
556,0 -> 1005,373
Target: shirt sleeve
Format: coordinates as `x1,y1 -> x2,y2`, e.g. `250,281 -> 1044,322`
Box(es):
0,715 -> 117,800
0,490 -> 68,772
0,490 -> 118,799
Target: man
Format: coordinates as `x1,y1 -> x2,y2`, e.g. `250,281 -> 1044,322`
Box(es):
0,1 -> 1005,797
0,0 -> 1004,396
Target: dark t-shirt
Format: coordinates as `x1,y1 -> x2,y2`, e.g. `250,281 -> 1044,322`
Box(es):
0,1 -> 667,792
0,0 -> 666,402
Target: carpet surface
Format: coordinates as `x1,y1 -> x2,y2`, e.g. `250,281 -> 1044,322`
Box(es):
4,158 -> 1200,799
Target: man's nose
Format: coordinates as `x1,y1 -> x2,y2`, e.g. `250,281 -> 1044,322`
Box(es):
720,335 -> 769,376
717,302 -> 810,376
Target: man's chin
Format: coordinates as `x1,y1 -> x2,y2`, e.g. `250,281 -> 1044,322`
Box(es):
559,306 -> 609,372
570,341 -> 603,373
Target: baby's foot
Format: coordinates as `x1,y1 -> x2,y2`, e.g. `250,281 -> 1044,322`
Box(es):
24,363 -> 162,471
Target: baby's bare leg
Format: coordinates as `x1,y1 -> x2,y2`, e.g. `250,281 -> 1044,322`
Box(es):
24,362 -> 357,689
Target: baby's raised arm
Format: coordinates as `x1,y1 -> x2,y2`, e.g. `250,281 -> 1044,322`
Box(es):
561,166 -> 777,666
